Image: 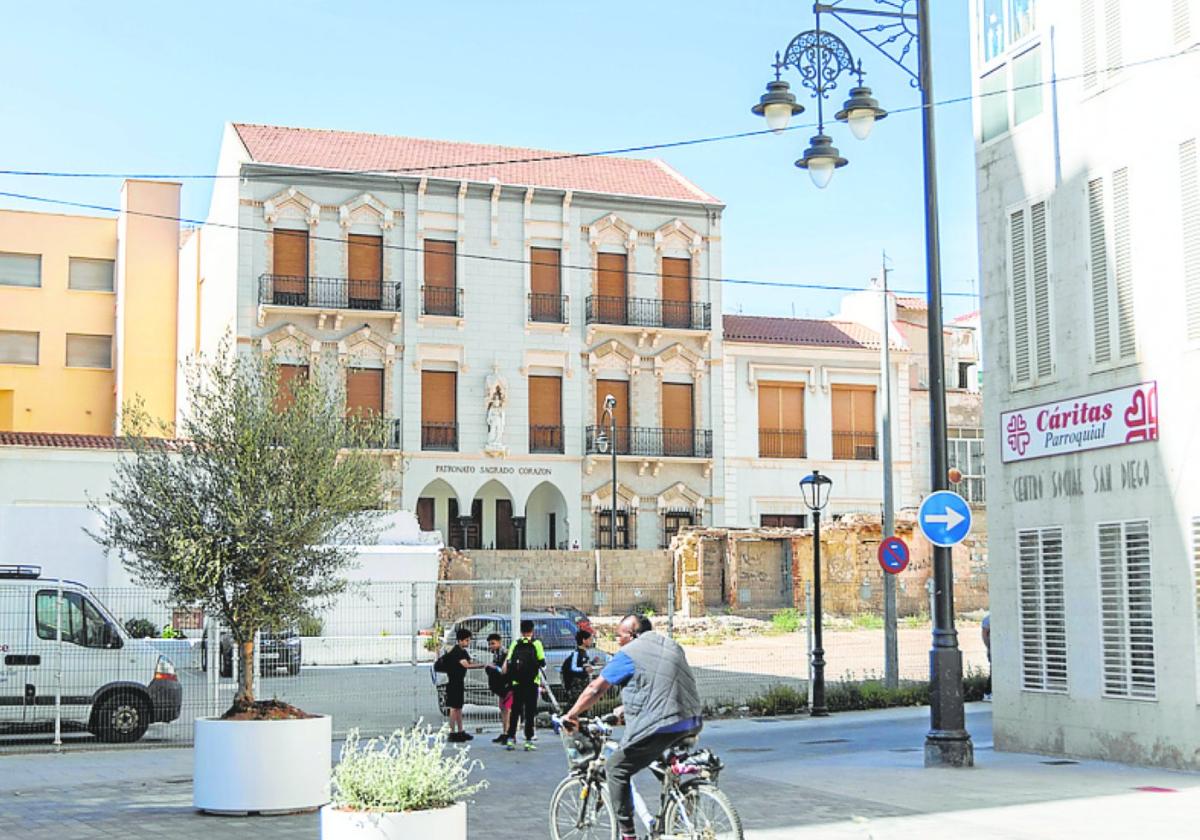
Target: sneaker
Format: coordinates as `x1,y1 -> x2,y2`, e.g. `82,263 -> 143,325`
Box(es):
492,734 -> 508,744
524,741 -> 537,752
505,741 -> 516,751
447,732 -> 465,743
460,732 -> 474,741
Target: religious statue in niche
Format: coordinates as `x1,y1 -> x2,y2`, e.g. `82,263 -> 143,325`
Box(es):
484,365 -> 508,456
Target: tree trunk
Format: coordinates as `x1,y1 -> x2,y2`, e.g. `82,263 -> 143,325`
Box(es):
234,638 -> 256,710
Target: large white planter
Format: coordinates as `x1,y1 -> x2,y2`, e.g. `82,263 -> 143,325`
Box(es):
320,802 -> 467,839
194,714 -> 331,814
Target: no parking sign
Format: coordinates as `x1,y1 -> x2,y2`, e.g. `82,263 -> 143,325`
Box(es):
877,536 -> 910,574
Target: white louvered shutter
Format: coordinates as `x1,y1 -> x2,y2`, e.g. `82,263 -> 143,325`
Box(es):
1111,168 -> 1135,358
1031,201 -> 1052,379
1174,0 -> 1192,45
1180,139 -> 1200,342
1193,516 -> 1200,703
1010,209 -> 1031,383
1087,177 -> 1111,363
1103,0 -> 1123,82
1081,0 -> 1099,90
1018,527 -> 1068,693
1098,520 -> 1156,700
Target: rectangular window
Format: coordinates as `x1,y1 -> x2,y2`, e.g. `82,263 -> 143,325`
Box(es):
595,252 -> 628,324
1012,45 -> 1043,125
35,591 -> 112,648
421,370 -> 458,451
1009,200 -> 1052,384
831,385 -> 877,460
596,510 -> 633,549
0,252 -> 40,287
530,247 -> 563,322
661,257 -> 693,328
1017,527 -> 1067,693
1174,0 -> 1192,45
423,239 -> 457,316
761,513 -> 807,529
68,257 -> 115,292
758,382 -> 806,458
346,368 -> 384,418
65,334 -> 112,369
347,233 -> 383,308
1087,170 -> 1136,365
661,382 -> 695,456
1082,0 -> 1123,91
981,0 -> 1006,61
0,330 -> 39,365
416,497 -> 435,532
595,379 -> 630,454
948,429 -> 987,503
274,363 -> 308,412
1098,520 -> 1156,700
1179,139 -> 1200,342
663,510 -> 695,548
528,374 -> 564,453
980,67 -> 1009,142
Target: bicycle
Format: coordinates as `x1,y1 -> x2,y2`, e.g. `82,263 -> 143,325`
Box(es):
547,713 -> 743,840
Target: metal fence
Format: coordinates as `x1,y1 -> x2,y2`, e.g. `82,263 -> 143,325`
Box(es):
0,576 -> 988,752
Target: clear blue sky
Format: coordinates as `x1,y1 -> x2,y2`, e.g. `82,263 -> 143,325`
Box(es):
0,1 -> 978,319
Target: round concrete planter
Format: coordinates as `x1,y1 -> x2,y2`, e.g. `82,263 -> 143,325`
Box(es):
320,802 -> 467,839
193,714 -> 331,814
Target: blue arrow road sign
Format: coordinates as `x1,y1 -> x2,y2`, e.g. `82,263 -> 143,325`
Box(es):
918,490 -> 972,547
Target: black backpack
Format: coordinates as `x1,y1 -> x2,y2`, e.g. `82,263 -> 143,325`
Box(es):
560,647 -> 590,685
508,638 -> 540,684
433,649 -> 454,674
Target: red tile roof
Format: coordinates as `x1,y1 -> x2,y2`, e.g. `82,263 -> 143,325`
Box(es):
723,315 -> 904,350
232,123 -> 721,205
895,296 -> 928,310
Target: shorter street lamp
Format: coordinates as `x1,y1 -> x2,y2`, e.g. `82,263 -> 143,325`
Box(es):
800,470 -> 833,717
596,395 -> 619,549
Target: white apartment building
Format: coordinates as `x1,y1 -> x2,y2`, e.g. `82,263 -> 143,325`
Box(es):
720,311 -> 913,526
972,1 -> 1200,768
181,123 -> 724,551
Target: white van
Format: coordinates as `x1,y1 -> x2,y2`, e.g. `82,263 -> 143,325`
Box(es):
0,565 -> 182,742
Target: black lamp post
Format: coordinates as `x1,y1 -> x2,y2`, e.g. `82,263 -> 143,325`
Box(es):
596,394 -> 619,549
799,470 -> 833,717
751,0 -> 973,767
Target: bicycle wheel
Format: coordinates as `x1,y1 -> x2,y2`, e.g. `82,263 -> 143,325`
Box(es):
661,782 -> 744,840
549,776 -> 618,840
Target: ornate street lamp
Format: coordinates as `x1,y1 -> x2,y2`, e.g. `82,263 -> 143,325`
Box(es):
799,470 -> 833,717
751,0 -> 973,767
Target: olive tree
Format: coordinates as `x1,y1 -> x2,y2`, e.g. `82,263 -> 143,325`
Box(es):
91,344 -> 389,712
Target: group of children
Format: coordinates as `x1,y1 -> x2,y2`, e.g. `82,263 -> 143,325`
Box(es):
439,618 -> 595,750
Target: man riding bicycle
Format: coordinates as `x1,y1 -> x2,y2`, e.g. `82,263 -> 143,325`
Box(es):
564,614 -> 703,840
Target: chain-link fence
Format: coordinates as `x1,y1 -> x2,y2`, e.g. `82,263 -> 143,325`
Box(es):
0,574 -> 988,751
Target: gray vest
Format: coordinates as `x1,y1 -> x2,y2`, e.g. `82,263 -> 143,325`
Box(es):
618,631 -> 703,746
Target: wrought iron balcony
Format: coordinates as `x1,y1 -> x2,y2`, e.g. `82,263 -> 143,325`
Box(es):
584,425 -> 713,458
258,274 -> 402,312
421,285 -> 463,317
832,431 -> 878,461
422,421 -> 459,451
528,293 -> 569,324
585,296 -> 711,330
529,424 -> 565,454
758,428 -> 807,459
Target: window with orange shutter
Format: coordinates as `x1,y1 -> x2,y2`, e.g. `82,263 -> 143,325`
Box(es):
424,240 -> 457,316
595,252 -> 628,324
594,379 -> 630,454
662,382 -> 694,456
661,257 -> 692,328
346,368 -> 384,418
421,370 -> 457,450
831,385 -> 877,460
758,382 -> 805,458
272,229 -> 309,304
529,375 -> 563,453
348,234 -> 383,308
530,248 -> 563,322
274,364 -> 308,413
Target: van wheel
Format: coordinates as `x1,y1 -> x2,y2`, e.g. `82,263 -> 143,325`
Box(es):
90,693 -> 150,743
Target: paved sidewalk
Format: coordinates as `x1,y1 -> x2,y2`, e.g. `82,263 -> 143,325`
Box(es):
1,705 -> 1197,838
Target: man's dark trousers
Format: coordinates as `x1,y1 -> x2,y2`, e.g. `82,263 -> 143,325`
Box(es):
506,681 -> 539,741
606,728 -> 699,836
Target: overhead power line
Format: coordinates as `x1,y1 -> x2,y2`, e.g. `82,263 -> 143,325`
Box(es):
0,189 -> 977,298
0,44 -> 1193,183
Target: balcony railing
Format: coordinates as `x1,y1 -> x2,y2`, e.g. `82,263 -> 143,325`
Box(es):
585,296 -> 711,330
528,293 -> 569,324
529,424 -> 565,454
258,274 -> 402,312
421,285 -> 463,317
584,425 -> 713,458
832,431 -> 878,461
422,422 -> 458,451
758,428 -> 807,459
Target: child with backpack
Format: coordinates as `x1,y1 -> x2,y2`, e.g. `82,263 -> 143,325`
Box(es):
560,628 -> 594,706
502,619 -> 545,751
435,627 -> 486,742
484,632 -> 513,743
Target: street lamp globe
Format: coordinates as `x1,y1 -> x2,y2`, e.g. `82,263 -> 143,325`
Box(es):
596,431 -> 610,454
799,470 -> 834,511
795,134 -> 847,189
835,85 -> 888,141
752,79 -> 804,134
